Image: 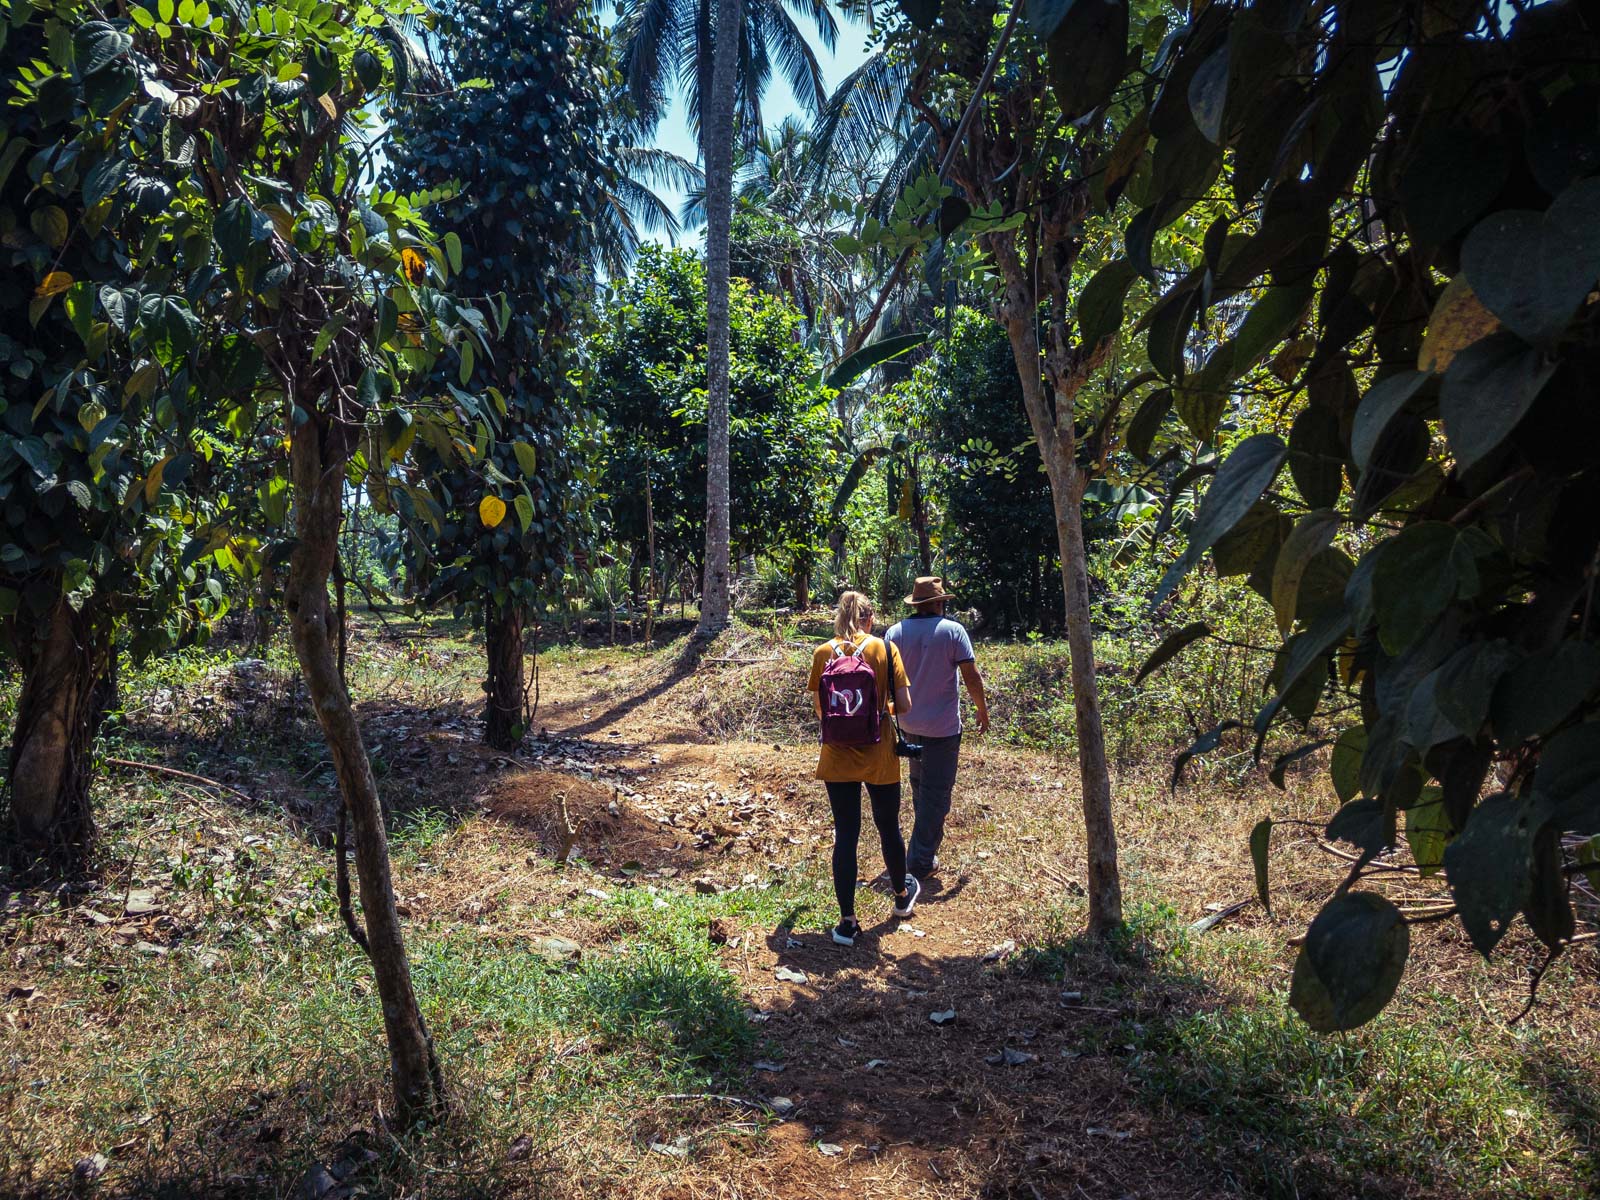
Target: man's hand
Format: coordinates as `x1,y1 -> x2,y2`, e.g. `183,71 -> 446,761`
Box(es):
973,706 -> 990,735
959,660 -> 989,734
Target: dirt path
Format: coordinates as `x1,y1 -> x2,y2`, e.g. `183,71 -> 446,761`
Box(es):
474,647 -> 1224,1200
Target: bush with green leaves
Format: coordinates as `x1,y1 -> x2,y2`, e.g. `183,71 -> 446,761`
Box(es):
589,244 -> 838,603
1125,0 -> 1600,1029
385,0 -> 616,748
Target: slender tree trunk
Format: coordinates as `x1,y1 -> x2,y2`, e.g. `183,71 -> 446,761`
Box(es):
286,425 -> 445,1122
792,554 -> 809,611
5,597 -> 111,868
644,476 -> 657,643
696,0 -> 743,637
483,602 -> 526,750
910,458 -> 933,574
999,304 -> 1124,936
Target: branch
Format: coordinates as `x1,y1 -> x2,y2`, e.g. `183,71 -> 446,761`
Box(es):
105,758 -> 256,804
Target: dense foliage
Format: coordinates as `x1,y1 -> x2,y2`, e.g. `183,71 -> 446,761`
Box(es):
385,0 -> 615,746
589,245 -> 837,601
1125,0 -> 1600,1029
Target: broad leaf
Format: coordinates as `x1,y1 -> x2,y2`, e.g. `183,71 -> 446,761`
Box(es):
1290,892 -> 1410,1032
1438,332 -> 1557,474
1133,621 -> 1210,685
1153,434 -> 1287,607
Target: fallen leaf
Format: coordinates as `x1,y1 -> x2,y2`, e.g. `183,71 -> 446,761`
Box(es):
767,1096 -> 795,1117
816,1142 -> 844,1157
504,1135 -> 533,1163
930,1008 -> 957,1025
123,889 -> 162,916
5,986 -> 39,1003
774,966 -> 807,984
865,1059 -> 889,1070
649,1136 -> 691,1159
73,1154 -> 108,1183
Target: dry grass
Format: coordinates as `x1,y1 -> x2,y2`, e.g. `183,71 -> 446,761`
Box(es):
1,615 -> 1596,1199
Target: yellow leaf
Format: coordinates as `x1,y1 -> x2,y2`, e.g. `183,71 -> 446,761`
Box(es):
317,93 -> 337,121
1419,276 -> 1501,374
35,270 -> 73,298
479,494 -> 506,528
144,453 -> 173,505
401,248 -> 427,285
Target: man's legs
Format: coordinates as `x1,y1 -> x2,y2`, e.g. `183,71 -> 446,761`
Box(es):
906,733 -> 960,877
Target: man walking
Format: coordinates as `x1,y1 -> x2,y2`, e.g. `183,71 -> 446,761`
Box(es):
886,577 -> 989,880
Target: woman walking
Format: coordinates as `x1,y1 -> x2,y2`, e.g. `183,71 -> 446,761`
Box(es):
807,591 -> 920,946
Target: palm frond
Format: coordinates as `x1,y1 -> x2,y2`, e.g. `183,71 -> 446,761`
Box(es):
615,0 -> 684,131
803,48 -> 911,183
758,0 -> 826,116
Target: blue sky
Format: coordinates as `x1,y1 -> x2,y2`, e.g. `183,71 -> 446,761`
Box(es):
645,12 -> 874,247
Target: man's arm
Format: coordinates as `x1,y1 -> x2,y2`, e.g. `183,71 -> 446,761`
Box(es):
959,660 -> 989,734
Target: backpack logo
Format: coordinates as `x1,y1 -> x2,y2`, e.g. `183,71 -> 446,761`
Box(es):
819,640 -> 882,747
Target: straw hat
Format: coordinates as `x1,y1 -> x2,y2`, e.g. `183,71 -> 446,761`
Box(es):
904,576 -> 954,606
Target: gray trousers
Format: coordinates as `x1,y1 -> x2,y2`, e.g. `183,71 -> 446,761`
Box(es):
906,732 -> 961,875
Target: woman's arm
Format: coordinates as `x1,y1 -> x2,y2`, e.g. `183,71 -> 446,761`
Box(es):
893,682 -> 912,715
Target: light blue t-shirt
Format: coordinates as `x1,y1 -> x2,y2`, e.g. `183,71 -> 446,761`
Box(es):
886,614 -> 975,739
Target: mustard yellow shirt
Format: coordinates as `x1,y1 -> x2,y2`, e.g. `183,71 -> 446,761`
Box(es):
807,635 -> 909,786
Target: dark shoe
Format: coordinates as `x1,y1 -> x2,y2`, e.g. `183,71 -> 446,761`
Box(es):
892,875 -> 922,918
910,856 -> 941,881
832,918 -> 861,946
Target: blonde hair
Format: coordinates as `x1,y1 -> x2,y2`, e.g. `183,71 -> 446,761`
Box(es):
833,590 -> 875,641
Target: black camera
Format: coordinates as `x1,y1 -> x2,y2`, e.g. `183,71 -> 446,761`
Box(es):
894,732 -> 923,758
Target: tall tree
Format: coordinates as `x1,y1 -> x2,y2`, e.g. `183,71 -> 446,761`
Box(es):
611,0 -> 839,632
388,0 -> 616,750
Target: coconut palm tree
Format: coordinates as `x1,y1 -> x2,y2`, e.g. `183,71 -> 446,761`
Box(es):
610,0 -> 840,633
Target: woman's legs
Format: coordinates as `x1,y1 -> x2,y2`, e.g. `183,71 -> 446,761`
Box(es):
825,781 -> 863,921
865,782 -> 908,893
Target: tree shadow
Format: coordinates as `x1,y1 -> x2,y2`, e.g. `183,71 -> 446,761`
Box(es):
549,636 -> 712,739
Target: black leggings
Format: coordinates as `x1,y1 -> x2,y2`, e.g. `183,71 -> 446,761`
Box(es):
825,781 -> 907,920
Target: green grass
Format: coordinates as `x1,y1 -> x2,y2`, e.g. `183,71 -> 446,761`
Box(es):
1013,898 -> 1599,1199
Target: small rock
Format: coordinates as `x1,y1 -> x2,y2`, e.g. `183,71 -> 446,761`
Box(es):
981,939 -> 1017,964
649,1135 -> 691,1159
707,917 -> 734,946
123,890 -> 162,917
73,1154 -> 108,1183
767,1096 -> 795,1117
753,1060 -> 785,1073
865,1059 -> 888,1070
531,936 -> 582,965
504,1135 -> 534,1162
984,1047 -> 1036,1067
584,888 -> 612,901
929,1008 -> 956,1025
816,1142 -> 844,1157
693,878 -> 719,895
289,1162 -> 340,1200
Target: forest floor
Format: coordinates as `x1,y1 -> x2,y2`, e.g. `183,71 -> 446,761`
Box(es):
1,613 -> 1597,1199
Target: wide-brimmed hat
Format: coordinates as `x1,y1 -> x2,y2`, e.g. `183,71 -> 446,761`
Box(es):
904,576 -> 954,606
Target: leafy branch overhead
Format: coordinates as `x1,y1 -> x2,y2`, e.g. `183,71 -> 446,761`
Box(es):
1128,0 -> 1600,1030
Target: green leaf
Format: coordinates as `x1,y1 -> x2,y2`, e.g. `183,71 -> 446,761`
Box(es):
1460,176 -> 1600,346
1077,260 -> 1136,350
1133,621 -> 1210,686
1290,892 -> 1410,1032
258,476 -> 289,525
1443,792 -> 1548,957
514,493 -> 534,532
458,339 -> 475,385
1286,404 -> 1343,509
825,334 -> 926,390
1124,387 -> 1172,463
74,21 -> 133,75
83,155 -> 128,208
1331,726 -> 1367,804
1490,643 -> 1600,747
1368,523 -> 1461,655
1046,0 -> 1129,123
1432,640 -> 1520,739
31,206 -> 69,249
512,440 -> 538,479
1438,332 -> 1556,474
444,231 -> 463,276
1326,797 -> 1390,855
1351,370 -> 1428,472
1269,739 -> 1331,790
1404,788 -> 1450,877
1153,434 -> 1287,607
312,314 -> 348,361
1171,720 -> 1243,789
1270,509 -> 1338,635
1186,41 -> 1229,144
1249,817 -> 1273,915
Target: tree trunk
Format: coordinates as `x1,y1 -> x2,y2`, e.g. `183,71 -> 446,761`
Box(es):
910,457 -> 933,574
999,305 -> 1124,936
286,424 -> 445,1122
6,597 -> 111,868
483,602 -> 526,750
792,554 -> 809,611
696,0 -> 743,637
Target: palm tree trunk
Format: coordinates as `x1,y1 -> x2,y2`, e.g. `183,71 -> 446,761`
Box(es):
997,284 -> 1124,937
696,0 -> 743,636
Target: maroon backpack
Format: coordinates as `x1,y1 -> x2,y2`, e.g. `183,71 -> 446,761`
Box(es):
819,638 -> 882,747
